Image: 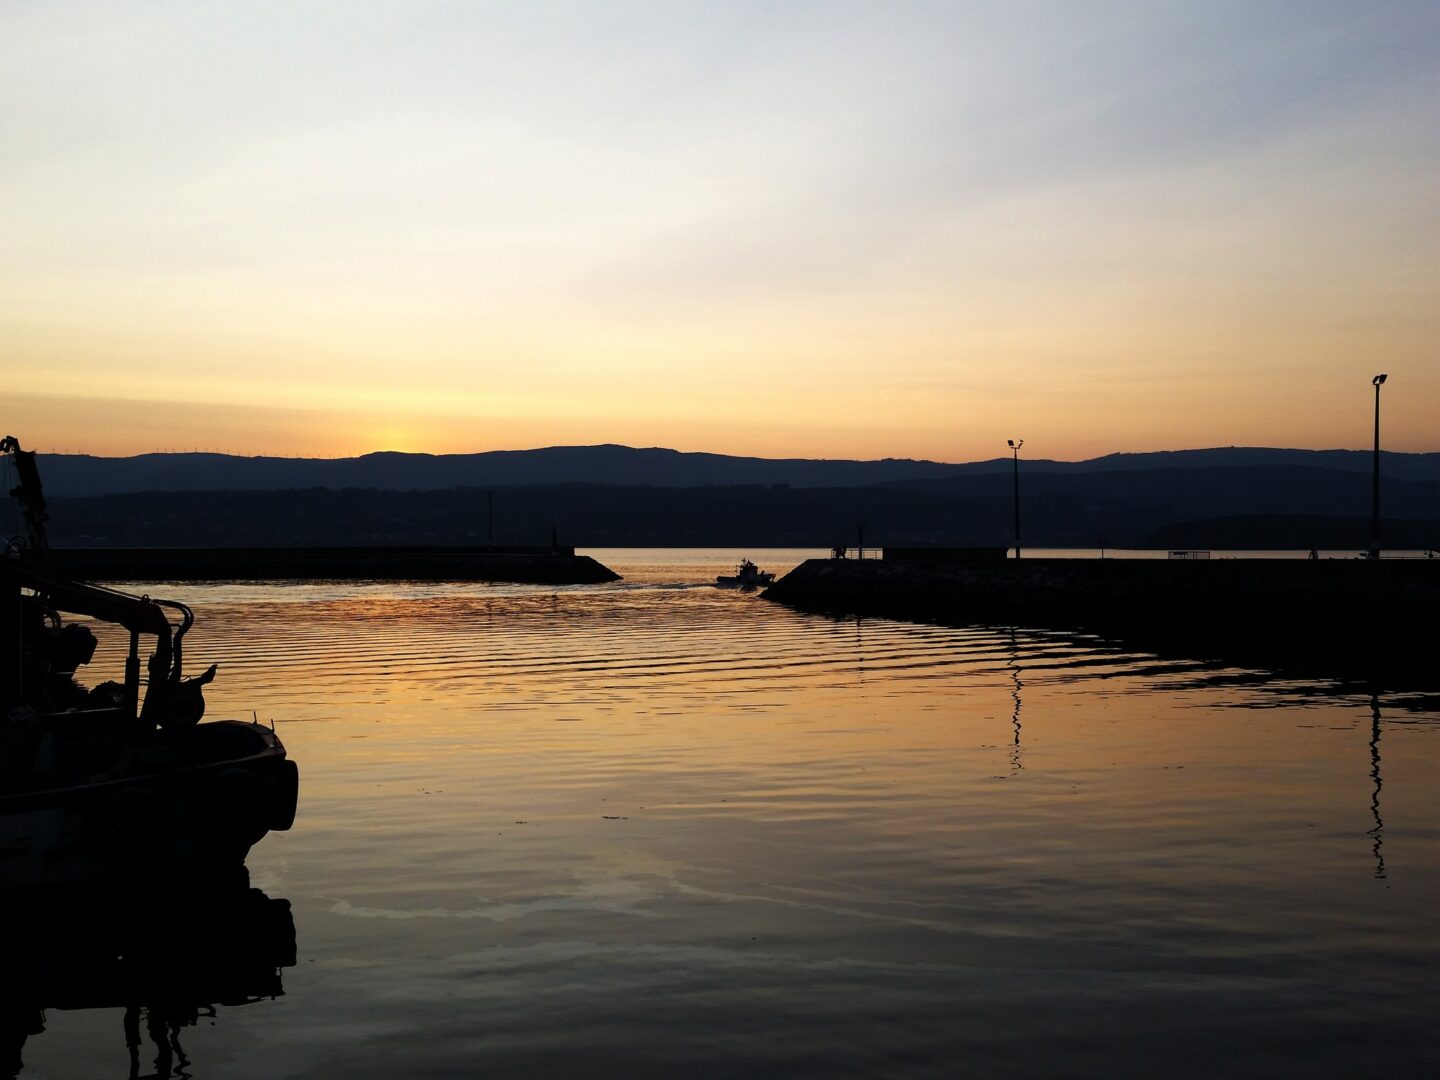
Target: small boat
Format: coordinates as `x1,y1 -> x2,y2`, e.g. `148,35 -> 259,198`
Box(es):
1,436 -> 298,892
716,559 -> 775,589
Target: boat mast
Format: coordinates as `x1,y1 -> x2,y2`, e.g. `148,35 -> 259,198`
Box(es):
1,435 -> 51,563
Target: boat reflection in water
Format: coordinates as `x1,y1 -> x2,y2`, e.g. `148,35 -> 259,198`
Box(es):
1,877 -> 295,1078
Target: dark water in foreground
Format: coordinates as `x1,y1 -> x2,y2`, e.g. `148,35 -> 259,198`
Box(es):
22,550 -> 1440,1078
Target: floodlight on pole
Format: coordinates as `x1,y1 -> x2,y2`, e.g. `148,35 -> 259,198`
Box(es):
1008,439 -> 1023,559
1369,375 -> 1387,560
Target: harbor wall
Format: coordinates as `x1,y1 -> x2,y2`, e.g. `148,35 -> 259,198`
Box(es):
48,546 -> 620,584
764,557 -> 1439,679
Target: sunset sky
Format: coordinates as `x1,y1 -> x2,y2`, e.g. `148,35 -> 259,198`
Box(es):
3,1 -> 1437,461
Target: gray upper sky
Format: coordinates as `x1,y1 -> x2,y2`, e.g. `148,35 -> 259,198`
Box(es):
3,1 -> 1437,457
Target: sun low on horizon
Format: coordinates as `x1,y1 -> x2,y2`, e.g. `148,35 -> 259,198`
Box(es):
3,1 -> 1438,463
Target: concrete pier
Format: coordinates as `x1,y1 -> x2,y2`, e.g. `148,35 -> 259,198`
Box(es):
49,545 -> 620,584
764,556 -> 1439,681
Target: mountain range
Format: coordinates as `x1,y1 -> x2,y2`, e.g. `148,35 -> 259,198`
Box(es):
5,443 -> 1434,550
28,443 -> 1440,497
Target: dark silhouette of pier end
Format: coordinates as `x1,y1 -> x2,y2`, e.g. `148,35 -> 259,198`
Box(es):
763,556 -> 1440,686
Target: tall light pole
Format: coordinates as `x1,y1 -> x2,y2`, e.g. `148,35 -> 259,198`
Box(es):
1007,439 -> 1023,559
1370,374 -> 1386,560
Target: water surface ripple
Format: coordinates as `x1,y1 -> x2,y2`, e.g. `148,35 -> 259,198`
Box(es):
32,550 -> 1440,1079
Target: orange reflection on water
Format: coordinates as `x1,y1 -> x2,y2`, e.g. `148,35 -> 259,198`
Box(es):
40,559 -> 1440,1077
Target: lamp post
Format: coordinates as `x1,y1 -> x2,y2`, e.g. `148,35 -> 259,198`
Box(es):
1007,439 -> 1023,559
1370,374 -> 1386,560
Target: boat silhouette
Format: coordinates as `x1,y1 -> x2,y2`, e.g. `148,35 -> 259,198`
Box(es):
1,436 -> 298,892
715,558 -> 775,589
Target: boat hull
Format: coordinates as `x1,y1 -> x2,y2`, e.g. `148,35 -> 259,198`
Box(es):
716,574 -> 775,588
0,720 -> 298,893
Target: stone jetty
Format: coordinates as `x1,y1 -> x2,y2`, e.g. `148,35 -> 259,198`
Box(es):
49,545 -> 620,584
764,555 -> 1439,681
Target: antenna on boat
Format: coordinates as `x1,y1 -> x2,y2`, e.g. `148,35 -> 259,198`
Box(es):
0,435 -> 52,563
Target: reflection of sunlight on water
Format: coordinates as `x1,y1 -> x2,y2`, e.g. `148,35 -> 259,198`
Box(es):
331,874 -> 662,922
39,551 -> 1440,1078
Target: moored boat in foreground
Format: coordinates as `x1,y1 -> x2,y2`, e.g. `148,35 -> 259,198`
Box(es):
1,436 -> 298,892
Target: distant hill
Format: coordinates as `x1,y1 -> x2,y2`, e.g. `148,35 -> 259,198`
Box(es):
1145,515 -> 1440,551
29,443 -> 1440,497
45,484 -> 999,549
38,465 -> 1440,549
12,442 -> 1439,549
881,464 -> 1440,522
1003,447 -> 1440,480
34,445 -> 958,496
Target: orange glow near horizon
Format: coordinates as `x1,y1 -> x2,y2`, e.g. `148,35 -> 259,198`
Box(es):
8,361 -> 1438,464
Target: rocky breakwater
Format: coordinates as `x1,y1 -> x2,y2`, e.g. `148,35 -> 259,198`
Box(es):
50,545 -> 621,585
764,556 -> 1440,682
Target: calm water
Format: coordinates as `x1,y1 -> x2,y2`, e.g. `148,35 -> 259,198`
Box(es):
21,550 -> 1440,1078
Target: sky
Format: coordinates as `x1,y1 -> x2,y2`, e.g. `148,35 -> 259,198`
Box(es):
3,1 -> 1437,462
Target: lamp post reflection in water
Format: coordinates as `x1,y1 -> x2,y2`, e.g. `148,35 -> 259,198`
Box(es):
1369,694 -> 1385,880
1008,628 -> 1024,772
